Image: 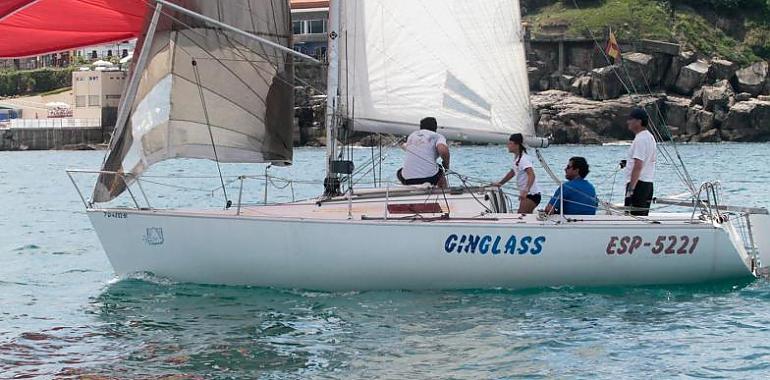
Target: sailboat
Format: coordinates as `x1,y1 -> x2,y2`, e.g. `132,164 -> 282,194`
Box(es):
64,0 -> 770,290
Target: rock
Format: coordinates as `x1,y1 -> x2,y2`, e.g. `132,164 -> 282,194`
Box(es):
696,109 -> 716,132
570,78 -> 582,95
736,92 -> 752,102
538,78 -> 550,91
652,53 -> 672,85
665,97 -> 690,129
691,88 -> 703,106
691,128 -> 721,143
559,74 -> 575,91
674,60 -> 710,95
685,106 -> 702,135
531,90 -> 665,143
580,77 -> 592,98
714,107 -> 729,124
548,73 -> 562,91
667,126 -> 682,136
570,76 -> 592,98
528,66 -> 544,91
733,61 -> 768,96
590,65 -> 623,100
664,51 -> 696,90
759,95 -> 770,102
701,80 -> 734,112
709,59 -> 738,82
722,99 -> 770,141
622,52 -> 658,90
564,65 -> 584,76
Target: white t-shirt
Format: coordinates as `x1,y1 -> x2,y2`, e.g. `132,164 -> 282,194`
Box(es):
625,129 -> 657,183
401,130 -> 448,179
513,153 -> 541,195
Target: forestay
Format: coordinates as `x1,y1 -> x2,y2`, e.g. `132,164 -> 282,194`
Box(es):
93,0 -> 294,203
337,0 -> 533,143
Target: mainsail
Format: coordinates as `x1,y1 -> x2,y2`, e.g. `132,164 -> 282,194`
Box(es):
337,0 -> 533,143
93,0 -> 294,203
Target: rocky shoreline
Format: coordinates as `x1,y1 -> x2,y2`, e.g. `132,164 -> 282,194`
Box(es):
528,52 -> 770,144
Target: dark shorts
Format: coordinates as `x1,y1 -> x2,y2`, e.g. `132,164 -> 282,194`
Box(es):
526,193 -> 542,206
397,167 -> 442,186
625,181 -> 654,216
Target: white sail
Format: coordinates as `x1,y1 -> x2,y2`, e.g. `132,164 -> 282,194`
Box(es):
94,0 -> 294,203
337,0 -> 532,143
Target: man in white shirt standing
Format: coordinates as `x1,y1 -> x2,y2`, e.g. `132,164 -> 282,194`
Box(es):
624,108 -> 657,216
397,117 -> 450,188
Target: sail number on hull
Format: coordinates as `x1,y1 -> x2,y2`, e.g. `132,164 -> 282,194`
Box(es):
606,235 -> 700,255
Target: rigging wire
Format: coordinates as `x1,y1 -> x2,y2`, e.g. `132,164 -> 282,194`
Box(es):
569,0 -> 697,196
139,0 -> 327,96
192,59 -> 230,208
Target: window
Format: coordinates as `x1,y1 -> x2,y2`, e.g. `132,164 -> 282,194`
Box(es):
75,96 -> 86,107
91,50 -> 97,59
122,49 -> 128,58
88,95 -> 100,106
292,20 -> 304,35
107,50 -> 112,57
308,19 -> 325,34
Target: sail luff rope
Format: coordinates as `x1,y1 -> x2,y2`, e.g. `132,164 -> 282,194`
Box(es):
192,59 -> 230,208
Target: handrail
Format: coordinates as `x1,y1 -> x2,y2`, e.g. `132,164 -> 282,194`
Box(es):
66,169 -> 324,211
66,169 -> 141,209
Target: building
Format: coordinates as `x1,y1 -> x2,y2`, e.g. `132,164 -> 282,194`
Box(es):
72,68 -> 127,129
0,52 -> 71,70
73,40 -> 136,62
0,40 -> 136,71
291,0 -> 329,59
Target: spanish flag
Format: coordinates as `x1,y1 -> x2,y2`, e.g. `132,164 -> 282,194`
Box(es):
606,29 -> 621,62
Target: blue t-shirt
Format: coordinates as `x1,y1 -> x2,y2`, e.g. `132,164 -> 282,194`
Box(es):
547,178 -> 597,215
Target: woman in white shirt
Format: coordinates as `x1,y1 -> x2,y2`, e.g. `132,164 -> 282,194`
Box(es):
493,133 -> 542,213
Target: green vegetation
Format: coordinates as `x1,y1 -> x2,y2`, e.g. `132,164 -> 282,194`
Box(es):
672,12 -> 758,64
0,68 -> 74,97
525,0 -> 770,64
526,0 -> 673,41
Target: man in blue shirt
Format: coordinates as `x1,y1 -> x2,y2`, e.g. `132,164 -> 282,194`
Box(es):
544,157 -> 598,215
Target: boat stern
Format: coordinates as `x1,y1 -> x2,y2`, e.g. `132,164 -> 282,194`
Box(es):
750,213 -> 770,273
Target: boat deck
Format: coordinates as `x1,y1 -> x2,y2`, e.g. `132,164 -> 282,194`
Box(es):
150,188 -> 712,227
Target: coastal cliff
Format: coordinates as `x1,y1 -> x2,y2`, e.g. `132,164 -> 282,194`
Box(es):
524,0 -> 770,143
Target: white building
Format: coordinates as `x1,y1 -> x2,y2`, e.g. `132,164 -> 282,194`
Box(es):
291,0 -> 329,59
72,68 -> 127,127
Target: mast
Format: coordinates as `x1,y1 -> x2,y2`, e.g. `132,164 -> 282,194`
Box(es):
323,0 -> 341,195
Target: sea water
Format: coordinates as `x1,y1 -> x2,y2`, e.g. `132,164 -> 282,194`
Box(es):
1,144 -> 770,379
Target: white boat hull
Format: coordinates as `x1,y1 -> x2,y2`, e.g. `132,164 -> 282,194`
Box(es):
87,206 -> 756,290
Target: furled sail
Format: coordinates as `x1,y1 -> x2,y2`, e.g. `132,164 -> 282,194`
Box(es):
337,0 -> 532,143
93,0 -> 294,203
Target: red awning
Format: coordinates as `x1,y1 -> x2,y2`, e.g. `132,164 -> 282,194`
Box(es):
0,0 -> 149,58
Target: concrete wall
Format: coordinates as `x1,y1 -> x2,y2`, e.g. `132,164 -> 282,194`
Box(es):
1,127 -> 104,150
530,40 -> 605,72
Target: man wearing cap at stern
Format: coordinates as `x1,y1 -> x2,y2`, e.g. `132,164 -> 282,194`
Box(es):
624,108 -> 657,216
